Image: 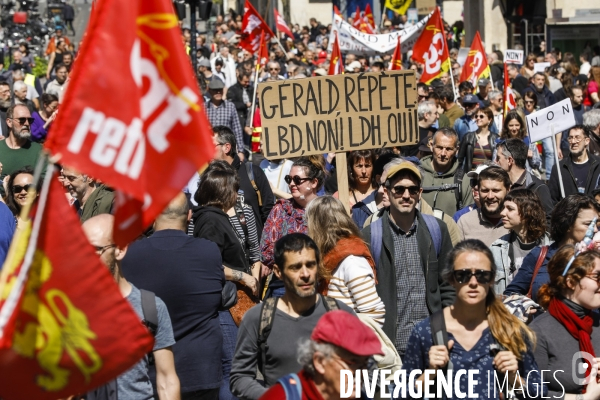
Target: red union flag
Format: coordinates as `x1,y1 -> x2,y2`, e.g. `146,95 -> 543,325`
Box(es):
389,37 -> 402,70
504,63 -> 516,116
240,0 -> 274,53
0,170 -> 154,400
44,0 -> 214,246
459,31 -> 490,88
274,8 -> 294,39
412,7 -> 450,84
364,3 -> 375,30
328,33 -> 343,76
258,31 -> 269,69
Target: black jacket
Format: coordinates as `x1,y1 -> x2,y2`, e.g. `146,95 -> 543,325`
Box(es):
457,131 -> 499,171
549,153 -> 600,205
192,205 -> 249,272
361,210 -> 455,343
226,82 -> 253,125
232,154 -> 275,236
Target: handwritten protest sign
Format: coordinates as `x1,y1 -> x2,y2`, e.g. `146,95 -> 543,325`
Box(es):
526,98 -> 576,142
504,49 -> 524,64
259,70 -> 419,158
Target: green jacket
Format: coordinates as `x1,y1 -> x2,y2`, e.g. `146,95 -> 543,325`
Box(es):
80,184 -> 115,223
420,156 -> 474,217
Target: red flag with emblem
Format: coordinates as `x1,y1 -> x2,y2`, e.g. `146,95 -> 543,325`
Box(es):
0,169 -> 154,400
412,7 -> 450,84
328,32 -> 343,75
240,0 -> 275,53
257,31 -> 269,69
274,8 -> 294,39
504,63 -> 517,117
43,0 -> 215,246
389,37 -> 402,70
364,3 -> 376,30
459,31 -> 490,88
352,6 -> 361,28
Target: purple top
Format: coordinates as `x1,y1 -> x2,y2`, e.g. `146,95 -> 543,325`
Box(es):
31,112 -> 49,142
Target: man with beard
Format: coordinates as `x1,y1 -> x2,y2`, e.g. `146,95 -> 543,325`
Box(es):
45,64 -> 68,99
230,233 -> 353,400
61,165 -> 115,222
0,105 -> 42,182
549,125 -> 600,204
0,82 -> 12,137
457,165 -> 510,247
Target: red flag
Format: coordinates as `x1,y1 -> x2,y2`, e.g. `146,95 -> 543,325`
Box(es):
412,7 -> 451,84
389,37 -> 402,70
459,31 -> 490,88
352,6 -> 361,28
240,0 -> 275,53
328,33 -> 343,76
504,63 -> 516,117
44,0 -> 215,246
364,3 -> 376,30
257,31 -> 269,69
357,16 -> 375,34
0,170 -> 154,400
333,4 -> 342,16
274,8 -> 294,39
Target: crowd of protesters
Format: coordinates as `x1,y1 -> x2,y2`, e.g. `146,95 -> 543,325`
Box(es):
3,6 -> 600,400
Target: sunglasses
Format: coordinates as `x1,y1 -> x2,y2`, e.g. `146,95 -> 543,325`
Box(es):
269,68 -> 280,71
418,95 -> 429,100
475,114 -> 487,119
12,117 -> 34,125
524,100 -> 535,104
453,269 -> 494,284
390,185 -> 420,196
284,175 -> 311,185
13,184 -> 33,193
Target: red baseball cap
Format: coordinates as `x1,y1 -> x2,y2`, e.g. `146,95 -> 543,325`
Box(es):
311,310 -> 384,356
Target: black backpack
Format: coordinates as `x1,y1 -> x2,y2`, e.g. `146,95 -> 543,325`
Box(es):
421,166 -> 465,214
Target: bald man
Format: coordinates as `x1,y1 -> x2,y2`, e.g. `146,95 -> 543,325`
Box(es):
121,194 -> 225,400
82,214 -> 180,400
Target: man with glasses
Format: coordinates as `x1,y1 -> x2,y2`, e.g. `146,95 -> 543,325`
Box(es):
230,233 -> 353,400
457,165 -> 510,247
488,90 -> 504,131
262,61 -> 284,82
403,100 -> 437,157
205,78 -> 245,160
362,162 -> 454,358
549,125 -> 600,204
61,165 -> 115,223
417,82 -> 429,103
495,138 -> 553,221
0,104 -> 42,185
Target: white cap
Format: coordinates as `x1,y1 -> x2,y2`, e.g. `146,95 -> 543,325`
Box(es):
466,164 -> 490,178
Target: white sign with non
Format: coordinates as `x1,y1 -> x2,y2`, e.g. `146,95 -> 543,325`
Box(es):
504,49 -> 524,64
526,98 -> 577,142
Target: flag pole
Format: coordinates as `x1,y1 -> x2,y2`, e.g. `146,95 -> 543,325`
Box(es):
447,57 -> 457,102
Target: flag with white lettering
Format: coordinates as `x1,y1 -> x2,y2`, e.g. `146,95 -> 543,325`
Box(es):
274,9 -> 294,39
411,7 -> 450,84
44,0 -> 214,246
240,0 -> 275,53
459,31 -> 490,88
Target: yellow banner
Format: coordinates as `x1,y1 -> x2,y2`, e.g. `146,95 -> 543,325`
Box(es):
384,0 -> 414,15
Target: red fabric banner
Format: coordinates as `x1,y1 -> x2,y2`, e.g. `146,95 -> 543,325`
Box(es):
412,7 -> 450,84
274,8 -> 294,39
389,37 -> 402,70
328,33 -> 343,75
240,0 -> 275,53
459,31 -> 490,88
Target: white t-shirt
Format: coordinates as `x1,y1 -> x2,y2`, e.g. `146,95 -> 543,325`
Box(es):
260,159 -> 293,194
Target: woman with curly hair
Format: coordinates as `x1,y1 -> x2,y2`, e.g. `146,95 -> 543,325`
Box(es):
531,245 -> 600,399
490,189 -> 551,294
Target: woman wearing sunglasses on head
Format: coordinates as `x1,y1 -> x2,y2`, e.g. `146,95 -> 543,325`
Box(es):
260,157 -> 325,298
457,107 -> 499,171
402,239 -> 542,399
5,166 -> 40,228
531,245 -> 600,400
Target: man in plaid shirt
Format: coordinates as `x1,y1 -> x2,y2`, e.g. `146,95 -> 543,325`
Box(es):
205,78 -> 245,160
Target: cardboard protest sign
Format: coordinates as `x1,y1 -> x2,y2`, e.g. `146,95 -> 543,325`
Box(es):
526,98 -> 577,142
504,49 -> 524,64
416,0 -> 436,14
259,70 -> 418,158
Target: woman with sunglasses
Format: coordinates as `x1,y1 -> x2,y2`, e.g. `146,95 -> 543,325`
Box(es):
531,245 -> 600,400
491,189 -> 551,294
498,110 -> 542,172
5,166 -> 40,228
260,157 -> 325,298
457,107 -> 499,171
505,194 -> 600,302
306,196 -> 385,326
403,239 -> 541,399
522,90 -> 538,115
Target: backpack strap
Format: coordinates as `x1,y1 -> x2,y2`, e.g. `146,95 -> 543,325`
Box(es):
429,309 -> 453,371
140,289 -> 158,366
322,295 -> 340,311
246,162 -> 262,206
454,166 -> 465,211
370,218 -> 383,274
421,214 -> 442,258
257,297 -> 279,377
527,245 -> 549,298
277,373 -> 302,400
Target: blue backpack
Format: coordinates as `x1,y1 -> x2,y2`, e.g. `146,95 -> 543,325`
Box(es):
278,373 -> 302,400
370,213 -> 442,274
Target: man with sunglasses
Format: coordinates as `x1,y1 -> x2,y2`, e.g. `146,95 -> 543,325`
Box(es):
362,162 -> 455,358
0,104 -> 43,190
417,83 -> 429,103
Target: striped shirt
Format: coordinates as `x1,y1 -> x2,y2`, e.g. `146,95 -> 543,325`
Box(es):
327,255 -> 386,327
472,142 -> 492,167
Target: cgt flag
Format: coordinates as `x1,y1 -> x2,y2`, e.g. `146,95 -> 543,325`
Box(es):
240,0 -> 275,53
328,32 -> 343,75
459,31 -> 490,89
44,0 -> 215,246
274,8 -> 294,39
364,3 -> 376,30
389,37 -> 402,70
0,169 -> 154,400
412,7 -> 450,84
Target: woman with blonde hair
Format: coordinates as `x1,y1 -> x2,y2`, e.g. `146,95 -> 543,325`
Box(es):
403,239 -> 542,399
306,195 -> 385,326
520,53 -> 537,79
531,245 -> 600,399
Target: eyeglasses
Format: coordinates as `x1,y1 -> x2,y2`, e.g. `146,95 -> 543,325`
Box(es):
13,184 -> 33,193
269,68 -> 280,71
524,100 -> 535,104
475,114 -> 487,119
418,95 -> 429,100
330,353 -> 370,370
453,269 -> 494,284
12,117 -> 34,125
568,137 -> 585,143
95,244 -> 116,255
211,89 -> 223,93
389,185 -> 420,196
284,175 -> 311,185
